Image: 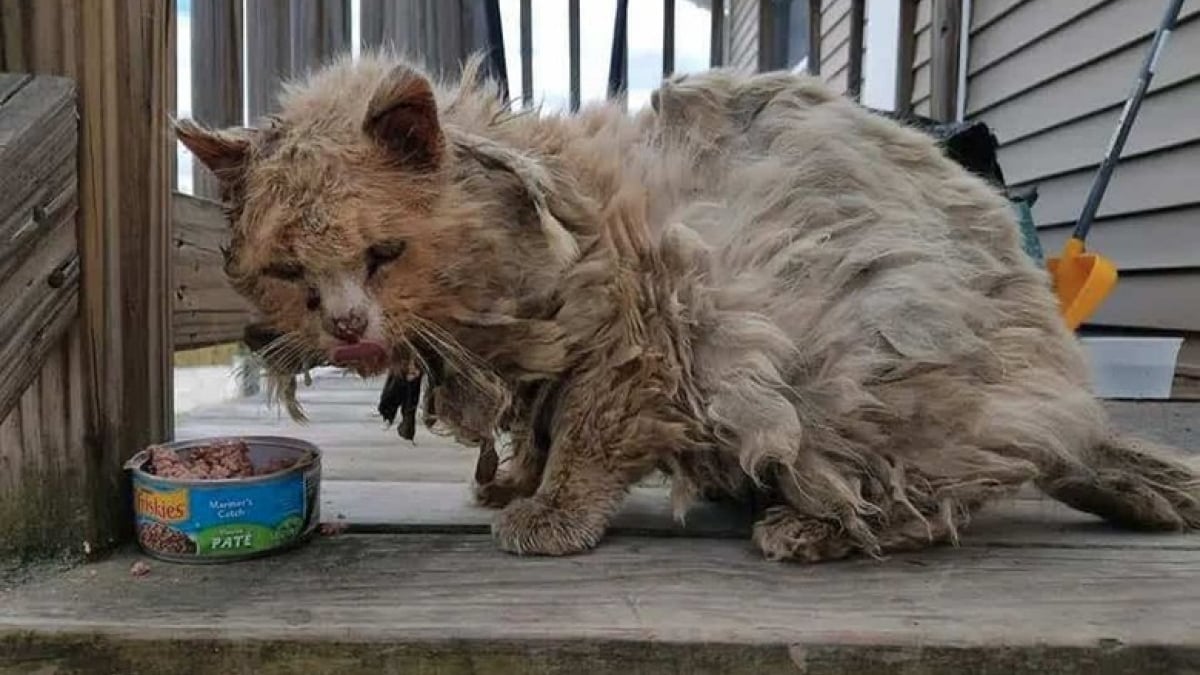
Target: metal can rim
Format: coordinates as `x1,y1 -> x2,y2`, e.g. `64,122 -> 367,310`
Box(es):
125,435 -> 322,486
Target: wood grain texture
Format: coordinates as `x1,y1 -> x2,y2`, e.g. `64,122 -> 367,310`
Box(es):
172,192 -> 252,349
246,0 -> 292,120
361,0 -> 498,80
0,74 -> 78,419
928,0 -> 960,122
319,480 -> 1200,551
189,0 -> 243,199
291,0 -> 351,74
1,0 -> 176,558
1,531 -> 1198,673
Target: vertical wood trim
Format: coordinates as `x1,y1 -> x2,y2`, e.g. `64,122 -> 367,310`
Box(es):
291,0 -> 350,75
847,0 -> 865,100
663,0 -> 676,76
569,0 -> 581,110
520,0 -> 532,107
360,0 -> 384,50
710,0 -> 726,67
895,0 -> 917,113
808,0 -> 823,75
245,0 -> 291,120
190,0 -> 243,199
929,0 -> 961,121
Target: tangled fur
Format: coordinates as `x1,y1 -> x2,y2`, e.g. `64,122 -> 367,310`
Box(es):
175,50 -> 1200,562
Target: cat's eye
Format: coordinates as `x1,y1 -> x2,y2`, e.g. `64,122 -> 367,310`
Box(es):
366,239 -> 406,278
262,261 -> 305,282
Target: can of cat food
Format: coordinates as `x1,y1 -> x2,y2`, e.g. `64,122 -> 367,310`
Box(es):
124,436 -> 322,563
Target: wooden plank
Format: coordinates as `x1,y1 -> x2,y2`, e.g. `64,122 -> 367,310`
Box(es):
1037,207 -> 1200,272
2,535 -> 1199,673
973,19 -> 1200,144
967,0 -> 1200,116
2,0 -> 176,557
1012,142 -> 1200,226
709,0 -> 725,67
245,0 -> 292,120
846,0 -> 864,99
1000,78 -> 1200,185
967,0 -> 1106,76
172,192 -> 253,349
290,0 -> 350,74
319,480 -> 1200,552
0,72 -> 31,102
928,0 -> 961,122
0,187 -> 78,420
894,0 -> 916,111
189,0 -> 243,199
0,75 -> 76,282
520,0 -> 532,105
569,0 -> 580,109
806,0 -> 822,74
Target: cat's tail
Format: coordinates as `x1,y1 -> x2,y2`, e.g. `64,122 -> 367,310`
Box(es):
1038,432 -> 1200,531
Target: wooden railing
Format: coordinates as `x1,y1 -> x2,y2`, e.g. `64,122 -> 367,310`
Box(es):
176,0 -> 729,350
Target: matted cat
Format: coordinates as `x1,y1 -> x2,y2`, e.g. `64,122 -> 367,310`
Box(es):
175,51 -> 1199,562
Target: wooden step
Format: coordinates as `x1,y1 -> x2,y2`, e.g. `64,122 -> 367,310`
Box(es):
3,487 -> 1198,674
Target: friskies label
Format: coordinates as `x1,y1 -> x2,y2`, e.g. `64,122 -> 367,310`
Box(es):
135,485 -> 190,523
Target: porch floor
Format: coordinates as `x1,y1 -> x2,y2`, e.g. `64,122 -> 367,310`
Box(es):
2,372 -> 1198,673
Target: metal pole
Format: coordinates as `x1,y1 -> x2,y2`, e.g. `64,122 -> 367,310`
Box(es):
1072,0 -> 1184,242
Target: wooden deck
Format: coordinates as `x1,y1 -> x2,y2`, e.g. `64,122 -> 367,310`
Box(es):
2,371 -> 1199,673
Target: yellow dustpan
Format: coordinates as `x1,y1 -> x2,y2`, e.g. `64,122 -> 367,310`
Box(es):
1047,237 -> 1117,332
1046,0 -> 1181,330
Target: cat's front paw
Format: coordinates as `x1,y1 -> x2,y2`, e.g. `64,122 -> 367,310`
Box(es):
492,497 -> 604,556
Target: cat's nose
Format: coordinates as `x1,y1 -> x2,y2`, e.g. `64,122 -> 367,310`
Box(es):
326,310 -> 367,342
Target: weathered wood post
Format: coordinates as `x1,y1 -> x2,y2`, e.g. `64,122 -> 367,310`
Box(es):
0,0 -> 175,557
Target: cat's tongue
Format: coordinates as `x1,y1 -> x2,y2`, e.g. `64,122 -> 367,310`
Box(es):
330,341 -> 388,367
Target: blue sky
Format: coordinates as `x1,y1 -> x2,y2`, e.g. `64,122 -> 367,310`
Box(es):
176,1 -> 711,191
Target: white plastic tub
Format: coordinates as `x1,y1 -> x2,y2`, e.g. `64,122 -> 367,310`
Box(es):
1079,336 -> 1183,400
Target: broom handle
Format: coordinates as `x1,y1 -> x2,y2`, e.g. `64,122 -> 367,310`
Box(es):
1072,0 -> 1184,242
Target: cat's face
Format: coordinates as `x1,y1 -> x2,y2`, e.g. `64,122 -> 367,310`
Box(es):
176,62 -> 480,378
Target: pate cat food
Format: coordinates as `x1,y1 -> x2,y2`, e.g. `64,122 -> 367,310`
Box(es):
126,437 -> 322,563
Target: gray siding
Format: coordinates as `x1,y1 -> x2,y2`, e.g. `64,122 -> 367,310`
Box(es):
817,0 -> 867,95
729,0 -> 760,73
910,0 -> 932,114
965,0 -> 1200,331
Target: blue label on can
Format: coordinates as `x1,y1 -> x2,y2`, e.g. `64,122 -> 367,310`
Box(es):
133,472 -> 310,558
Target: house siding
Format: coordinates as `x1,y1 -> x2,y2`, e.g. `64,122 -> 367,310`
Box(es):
806,0 -> 866,96
729,0 -> 760,72
964,0 -> 1200,331
910,0 -> 932,114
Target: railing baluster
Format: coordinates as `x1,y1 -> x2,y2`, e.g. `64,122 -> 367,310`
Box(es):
709,0 -> 725,67
520,0 -> 533,108
607,0 -> 629,102
246,0 -> 293,120
663,0 -> 675,77
190,0 -> 243,198
569,0 -> 580,111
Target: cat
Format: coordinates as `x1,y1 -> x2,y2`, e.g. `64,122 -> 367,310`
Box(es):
175,50 -> 1199,562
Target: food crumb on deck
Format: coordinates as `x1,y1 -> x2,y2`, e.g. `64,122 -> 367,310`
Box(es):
129,560 -> 151,578
319,522 -> 349,537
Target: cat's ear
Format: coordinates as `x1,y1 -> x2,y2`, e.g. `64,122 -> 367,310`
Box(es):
363,65 -> 444,171
174,118 -> 254,186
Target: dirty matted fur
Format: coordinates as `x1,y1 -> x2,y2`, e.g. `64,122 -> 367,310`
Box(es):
176,51 -> 1200,562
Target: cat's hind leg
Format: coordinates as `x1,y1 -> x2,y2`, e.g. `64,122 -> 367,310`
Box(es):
752,448 -> 1037,563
